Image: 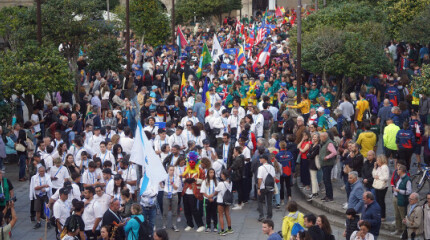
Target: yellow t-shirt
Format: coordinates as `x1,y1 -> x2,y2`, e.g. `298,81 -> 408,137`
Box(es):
356,99 -> 369,122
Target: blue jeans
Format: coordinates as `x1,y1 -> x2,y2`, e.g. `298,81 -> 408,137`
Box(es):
19,153 -> 26,179
142,206 -> 156,233
322,165 -> 334,199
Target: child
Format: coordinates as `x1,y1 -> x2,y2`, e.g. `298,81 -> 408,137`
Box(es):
161,166 -> 181,231
210,169 -> 233,236
200,168 -> 218,232
344,208 -> 359,240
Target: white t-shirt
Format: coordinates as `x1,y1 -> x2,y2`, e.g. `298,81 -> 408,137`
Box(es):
200,179 -> 217,199
94,193 -> 111,215
257,163 -> 276,190
31,113 -> 41,132
253,113 -> 264,137
215,181 -> 232,204
106,181 -> 134,198
162,175 -> 181,194
154,137 -> 169,153
212,160 -> 226,179
82,170 -> 101,186
169,134 -> 186,149
96,151 -> 115,166
227,115 -> 241,129
53,199 -> 71,225
49,165 -> 70,189
82,198 -> 103,231
120,166 -> 138,191
51,183 -> 81,201
119,137 -> 134,154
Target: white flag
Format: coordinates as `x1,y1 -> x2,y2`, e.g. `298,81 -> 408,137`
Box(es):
211,34 -> 224,63
130,122 -> 167,190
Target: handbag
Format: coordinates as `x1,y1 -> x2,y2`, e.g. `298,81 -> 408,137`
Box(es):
15,143 -> 26,152
315,155 -> 321,169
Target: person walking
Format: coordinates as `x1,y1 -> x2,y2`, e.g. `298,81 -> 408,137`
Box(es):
257,155 -> 275,221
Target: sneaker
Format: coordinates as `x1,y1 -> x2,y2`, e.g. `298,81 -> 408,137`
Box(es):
184,226 -> 193,231
280,200 -> 285,205
172,226 -> 179,232
322,198 -> 334,202
340,186 -> 346,191
258,217 -> 264,222
196,226 -> 205,232
213,228 -> 218,233
343,202 -> 348,209
205,228 -> 211,233
33,222 -> 41,229
276,204 -> 281,209
177,216 -> 181,222
232,204 -> 243,210
226,229 -> 234,234
218,230 -> 227,236
162,225 -> 167,229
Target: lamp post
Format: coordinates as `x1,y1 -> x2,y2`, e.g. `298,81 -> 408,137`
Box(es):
296,0 -> 302,101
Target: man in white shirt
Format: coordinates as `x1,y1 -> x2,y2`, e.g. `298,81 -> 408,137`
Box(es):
169,126 -> 186,150
211,102 -> 226,118
53,188 -> 71,236
82,186 -> 103,239
118,128 -> 134,154
257,155 -> 275,221
31,108 -> 43,135
208,87 -> 221,108
201,139 -> 217,162
49,158 -> 70,194
154,129 -> 169,155
182,121 -> 195,143
206,109 -> 225,147
232,99 -> 246,120
30,166 -> 51,229
228,107 -> 241,141
337,94 -> 355,122
251,106 -> 265,138
51,131 -> 64,155
88,127 -> 104,155
118,160 -> 137,195
82,162 -> 101,188
94,185 -> 110,215
180,110 -> 198,128
96,141 -> 115,166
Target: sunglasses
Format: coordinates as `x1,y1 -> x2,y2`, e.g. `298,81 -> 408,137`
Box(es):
187,125 -> 192,127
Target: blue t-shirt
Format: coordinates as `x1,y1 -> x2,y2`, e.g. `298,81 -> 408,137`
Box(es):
267,232 -> 282,240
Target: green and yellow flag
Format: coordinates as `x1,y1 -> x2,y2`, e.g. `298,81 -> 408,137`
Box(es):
196,43 -> 213,79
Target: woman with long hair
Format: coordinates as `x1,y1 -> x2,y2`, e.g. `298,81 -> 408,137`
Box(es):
103,110 -> 118,130
64,154 -> 80,176
113,144 -> 124,169
298,130 -> 312,191
107,174 -> 133,200
201,168 -> 218,232
372,155 -> 390,221
317,215 -> 334,240
16,127 -> 27,181
53,142 -> 68,163
307,133 -> 321,200
211,169 -> 233,235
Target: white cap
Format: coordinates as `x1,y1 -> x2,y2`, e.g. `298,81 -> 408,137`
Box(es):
317,107 -> 325,113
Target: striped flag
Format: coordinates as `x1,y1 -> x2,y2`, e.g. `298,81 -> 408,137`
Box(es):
202,77 -> 210,116
237,44 -> 245,66
180,73 -> 186,97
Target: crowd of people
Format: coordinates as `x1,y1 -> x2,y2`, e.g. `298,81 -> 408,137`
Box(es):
0,6 -> 430,240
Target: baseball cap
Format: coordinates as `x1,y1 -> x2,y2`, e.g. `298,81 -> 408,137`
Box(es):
59,188 -> 70,195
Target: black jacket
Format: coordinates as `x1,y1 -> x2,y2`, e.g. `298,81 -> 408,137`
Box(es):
307,225 -> 324,240
361,159 -> 375,189
229,155 -> 244,182
345,215 -> 360,240
216,142 -> 234,167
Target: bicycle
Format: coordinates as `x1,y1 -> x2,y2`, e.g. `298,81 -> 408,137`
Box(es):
411,162 -> 430,193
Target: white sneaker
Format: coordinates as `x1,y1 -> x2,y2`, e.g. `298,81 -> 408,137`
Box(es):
232,204 -> 243,210
343,203 -> 348,209
184,226 -> 192,231
196,226 -> 205,232
177,216 -> 181,222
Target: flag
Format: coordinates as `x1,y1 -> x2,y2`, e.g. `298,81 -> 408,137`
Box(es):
180,73 -> 186,97
255,28 -> 267,46
211,34 -> 224,62
224,48 -> 238,55
196,43 -> 213,79
176,26 -> 188,49
201,77 -> 210,116
220,63 -> 237,70
280,6 -> 286,13
234,55 -> 239,81
237,44 -> 245,66
276,7 -> 282,16
44,203 -> 50,218
130,121 -> 167,192
253,43 -> 271,70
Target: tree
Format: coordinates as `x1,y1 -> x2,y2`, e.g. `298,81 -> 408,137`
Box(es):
176,0 -> 241,25
399,6 -> 430,43
380,0 -> 430,38
412,64 -> 430,96
0,6 -> 36,50
87,36 -> 125,72
125,0 -> 170,46
0,42 -> 74,117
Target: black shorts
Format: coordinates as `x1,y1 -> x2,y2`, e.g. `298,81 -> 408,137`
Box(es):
384,148 -> 398,159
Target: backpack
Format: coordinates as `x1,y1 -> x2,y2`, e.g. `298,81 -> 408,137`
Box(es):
133,216 -> 153,240
366,94 -> 378,115
222,182 -> 234,205
261,110 -> 272,129
60,215 -> 80,239
263,166 -> 275,191
86,114 -> 97,126
324,115 -> 337,129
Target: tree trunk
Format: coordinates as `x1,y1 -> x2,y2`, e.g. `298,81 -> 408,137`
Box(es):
67,55 -> 80,103
23,94 -> 34,120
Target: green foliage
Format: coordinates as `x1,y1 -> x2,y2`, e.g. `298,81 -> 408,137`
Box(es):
176,0 -> 241,24
399,6 -> 430,43
412,64 -> 430,96
380,0 -> 430,38
291,1 -> 392,80
0,41 -> 74,100
98,0 -> 121,11
127,0 -> 170,46
87,36 -> 124,72
0,6 -> 36,50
